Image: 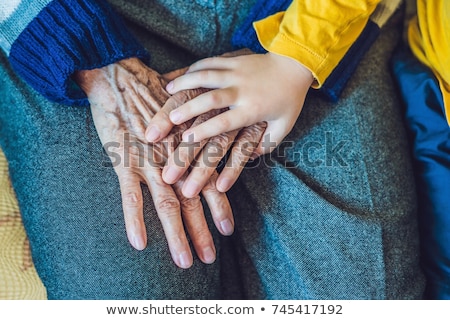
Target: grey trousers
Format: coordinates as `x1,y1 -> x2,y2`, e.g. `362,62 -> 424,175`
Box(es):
0,0 -> 425,299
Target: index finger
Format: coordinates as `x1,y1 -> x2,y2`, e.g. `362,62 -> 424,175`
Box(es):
162,108 -> 225,185
145,89 -> 207,143
145,96 -> 180,142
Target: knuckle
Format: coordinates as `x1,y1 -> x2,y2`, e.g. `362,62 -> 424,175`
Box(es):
255,121 -> 268,130
238,122 -> 266,144
171,91 -> 189,105
238,127 -> 259,141
228,88 -> 239,102
231,150 -> 248,168
180,195 -> 202,212
209,90 -> 222,105
209,132 -> 231,149
202,176 -> 218,193
205,143 -> 221,156
123,191 -> 142,209
155,195 -> 180,212
190,228 -> 211,243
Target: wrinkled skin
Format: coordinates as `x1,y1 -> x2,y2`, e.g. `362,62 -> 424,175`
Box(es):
75,58 -> 231,268
75,56 -> 266,269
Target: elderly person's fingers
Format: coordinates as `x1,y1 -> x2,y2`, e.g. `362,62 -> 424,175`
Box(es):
161,107 -> 227,185
216,122 -> 267,192
181,130 -> 238,198
142,167 -> 193,269
172,176 -> 216,264
116,168 -> 147,251
201,171 -> 234,236
144,67 -> 189,142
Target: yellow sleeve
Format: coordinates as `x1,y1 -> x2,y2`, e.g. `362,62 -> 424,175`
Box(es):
408,0 -> 450,125
253,0 -> 381,88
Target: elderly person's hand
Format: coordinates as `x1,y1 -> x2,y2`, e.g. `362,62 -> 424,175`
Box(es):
74,58 -> 233,268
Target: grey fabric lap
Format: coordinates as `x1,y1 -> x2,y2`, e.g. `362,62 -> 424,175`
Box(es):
0,51 -> 224,299
227,14 -> 425,299
0,0 -> 257,300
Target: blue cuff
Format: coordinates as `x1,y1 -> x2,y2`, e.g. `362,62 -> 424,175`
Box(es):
231,0 -> 292,53
9,0 -> 149,106
319,20 -> 380,102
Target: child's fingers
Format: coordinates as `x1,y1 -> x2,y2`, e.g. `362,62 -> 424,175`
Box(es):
161,108 -> 226,185
181,129 -> 238,198
169,89 -> 236,125
166,69 -> 230,94
145,97 -> 180,142
162,67 -> 189,82
181,108 -> 254,143
162,133 -> 207,185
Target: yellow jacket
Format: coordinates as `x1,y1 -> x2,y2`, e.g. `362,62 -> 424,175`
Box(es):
254,0 -> 450,124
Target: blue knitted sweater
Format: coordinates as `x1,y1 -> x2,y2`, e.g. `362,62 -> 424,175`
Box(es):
3,0 -> 289,106
3,0 -> 380,106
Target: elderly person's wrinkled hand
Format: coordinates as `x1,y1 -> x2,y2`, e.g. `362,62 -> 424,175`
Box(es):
74,58 -> 233,268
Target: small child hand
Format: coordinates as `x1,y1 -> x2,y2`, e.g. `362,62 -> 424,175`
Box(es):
161,52 -> 313,155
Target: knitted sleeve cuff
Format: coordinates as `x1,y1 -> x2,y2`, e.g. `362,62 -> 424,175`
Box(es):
8,0 -> 149,106
231,0 -> 292,53
319,20 -> 380,102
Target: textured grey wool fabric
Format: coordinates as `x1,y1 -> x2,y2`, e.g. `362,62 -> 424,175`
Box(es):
226,11 -> 425,299
0,0 -> 425,299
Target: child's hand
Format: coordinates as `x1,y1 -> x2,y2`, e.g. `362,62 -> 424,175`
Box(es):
159,52 -> 313,155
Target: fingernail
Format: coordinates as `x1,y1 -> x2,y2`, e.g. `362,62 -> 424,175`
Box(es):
132,235 -> 145,250
163,166 -> 180,184
202,246 -> 216,264
166,81 -> 174,93
220,219 -> 234,236
179,251 -> 192,269
169,110 -> 181,124
182,180 -> 201,198
146,126 -> 160,142
217,178 -> 232,192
